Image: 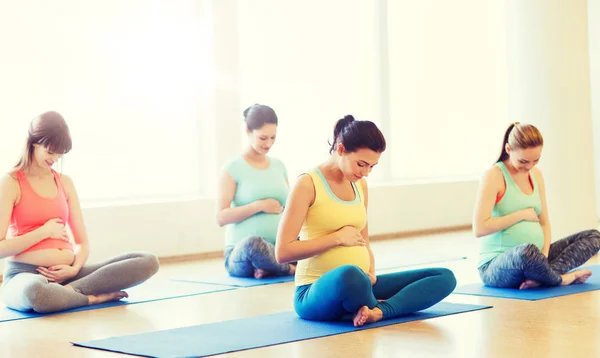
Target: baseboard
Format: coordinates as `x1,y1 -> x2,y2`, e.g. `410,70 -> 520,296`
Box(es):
369,224 -> 472,241
158,250 -> 223,264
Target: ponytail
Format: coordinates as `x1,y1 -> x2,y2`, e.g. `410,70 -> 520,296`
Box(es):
329,115 -> 355,154
496,122 -> 518,163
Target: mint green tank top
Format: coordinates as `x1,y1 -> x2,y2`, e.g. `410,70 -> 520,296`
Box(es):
224,156 -> 289,247
478,162 -> 544,268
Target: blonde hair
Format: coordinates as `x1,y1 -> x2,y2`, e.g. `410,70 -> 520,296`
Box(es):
496,122 -> 543,162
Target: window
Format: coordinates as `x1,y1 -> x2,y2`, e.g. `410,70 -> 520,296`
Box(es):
237,0 -> 382,182
387,0 -> 509,181
0,0 -> 214,202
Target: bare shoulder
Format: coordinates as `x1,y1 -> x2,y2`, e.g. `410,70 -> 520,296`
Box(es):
0,173 -> 18,189
0,173 -> 19,201
58,173 -> 75,188
56,173 -> 77,199
291,173 -> 316,205
482,164 -> 503,185
294,173 -> 315,192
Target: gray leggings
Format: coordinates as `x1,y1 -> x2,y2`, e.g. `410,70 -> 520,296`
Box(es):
1,252 -> 159,313
224,236 -> 293,277
479,229 -> 600,287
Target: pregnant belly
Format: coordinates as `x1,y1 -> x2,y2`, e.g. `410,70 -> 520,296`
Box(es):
11,249 -> 75,267
312,246 -> 371,273
503,221 -> 545,249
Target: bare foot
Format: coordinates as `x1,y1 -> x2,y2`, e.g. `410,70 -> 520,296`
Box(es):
353,306 -> 369,327
289,264 -> 296,275
519,279 -> 541,290
254,269 -> 271,279
87,291 -> 128,305
560,270 -> 592,286
574,270 -> 593,284
353,306 -> 383,327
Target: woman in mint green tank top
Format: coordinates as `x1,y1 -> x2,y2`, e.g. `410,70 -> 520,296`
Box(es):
216,104 -> 295,279
473,123 -> 599,289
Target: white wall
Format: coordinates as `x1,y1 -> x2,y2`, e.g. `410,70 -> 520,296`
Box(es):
589,0 -> 600,217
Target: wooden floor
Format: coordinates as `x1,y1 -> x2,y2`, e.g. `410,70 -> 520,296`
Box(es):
2,230 -> 600,358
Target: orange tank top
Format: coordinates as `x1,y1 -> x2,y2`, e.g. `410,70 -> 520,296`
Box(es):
8,169 -> 73,254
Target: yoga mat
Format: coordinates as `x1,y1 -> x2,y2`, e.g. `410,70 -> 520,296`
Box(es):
454,265 -> 600,301
172,254 -> 467,288
173,273 -> 294,287
72,302 -> 491,357
0,279 -> 235,322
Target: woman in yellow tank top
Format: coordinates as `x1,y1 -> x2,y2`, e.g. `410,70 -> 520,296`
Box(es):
276,115 -> 456,327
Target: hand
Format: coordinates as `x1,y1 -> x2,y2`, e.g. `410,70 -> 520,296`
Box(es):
336,226 -> 366,247
259,199 -> 283,214
521,208 -> 540,222
39,218 -> 69,241
36,265 -> 79,284
366,271 -> 377,286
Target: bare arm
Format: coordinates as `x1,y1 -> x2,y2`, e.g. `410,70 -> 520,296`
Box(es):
359,179 -> 375,275
62,175 -> 89,271
216,171 -> 262,227
275,174 -> 342,264
533,168 -> 551,256
0,175 -> 48,259
472,166 -> 527,238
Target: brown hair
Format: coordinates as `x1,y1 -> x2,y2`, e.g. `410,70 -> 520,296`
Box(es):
496,122 -> 543,162
14,111 -> 72,171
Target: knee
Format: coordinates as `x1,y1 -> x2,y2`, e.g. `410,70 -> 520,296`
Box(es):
336,265 -> 371,292
436,268 -> 457,294
585,229 -> 600,240
519,243 -> 541,259
22,279 -> 53,313
240,236 -> 271,256
139,252 -> 160,277
128,252 -> 160,277
242,236 -> 267,249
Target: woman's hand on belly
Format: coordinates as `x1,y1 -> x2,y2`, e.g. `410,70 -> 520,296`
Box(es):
257,198 -> 284,214
36,264 -> 79,284
521,208 -> 540,223
337,226 -> 366,247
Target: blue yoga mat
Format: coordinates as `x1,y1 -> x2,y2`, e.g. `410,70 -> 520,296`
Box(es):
0,279 -> 235,322
454,265 -> 600,301
173,273 -> 294,287
173,255 -> 467,288
72,301 -> 491,357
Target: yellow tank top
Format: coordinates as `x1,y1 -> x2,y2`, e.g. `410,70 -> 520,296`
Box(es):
294,168 -> 371,286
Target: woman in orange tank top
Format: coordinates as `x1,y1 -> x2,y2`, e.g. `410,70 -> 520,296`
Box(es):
0,111 -> 159,313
